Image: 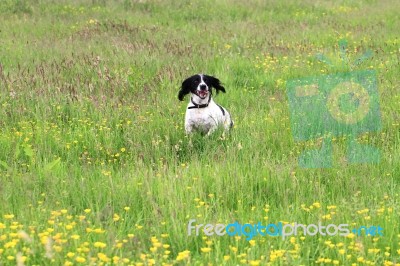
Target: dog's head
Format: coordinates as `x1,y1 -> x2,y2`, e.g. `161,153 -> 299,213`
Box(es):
178,74 -> 226,101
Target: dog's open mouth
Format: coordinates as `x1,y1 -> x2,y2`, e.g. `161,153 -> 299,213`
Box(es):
196,90 -> 208,99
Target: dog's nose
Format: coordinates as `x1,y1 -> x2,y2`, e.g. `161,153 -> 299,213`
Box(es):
200,85 -> 207,90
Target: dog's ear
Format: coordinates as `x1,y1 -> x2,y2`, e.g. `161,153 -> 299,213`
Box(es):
178,77 -> 192,101
207,75 -> 226,94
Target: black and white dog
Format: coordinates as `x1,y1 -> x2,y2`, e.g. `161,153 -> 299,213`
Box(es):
178,74 -> 233,135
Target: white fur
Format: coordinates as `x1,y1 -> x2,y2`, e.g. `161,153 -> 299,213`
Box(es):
184,75 -> 233,135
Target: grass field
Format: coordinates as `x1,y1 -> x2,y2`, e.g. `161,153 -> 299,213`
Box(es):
0,0 -> 399,265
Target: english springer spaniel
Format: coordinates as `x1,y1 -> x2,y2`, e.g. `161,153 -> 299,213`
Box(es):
178,74 -> 233,135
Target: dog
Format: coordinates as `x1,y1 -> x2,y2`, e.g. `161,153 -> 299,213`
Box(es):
178,74 -> 233,135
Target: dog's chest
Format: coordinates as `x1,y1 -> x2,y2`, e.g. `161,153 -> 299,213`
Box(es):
186,108 -> 217,131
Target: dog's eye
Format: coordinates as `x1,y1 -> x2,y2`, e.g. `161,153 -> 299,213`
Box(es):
193,80 -> 199,84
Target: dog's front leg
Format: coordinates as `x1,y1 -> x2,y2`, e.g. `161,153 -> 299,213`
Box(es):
206,128 -> 215,136
205,117 -> 219,136
206,123 -> 218,136
185,123 -> 193,135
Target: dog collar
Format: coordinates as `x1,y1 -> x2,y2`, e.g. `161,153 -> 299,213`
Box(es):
188,96 -> 211,109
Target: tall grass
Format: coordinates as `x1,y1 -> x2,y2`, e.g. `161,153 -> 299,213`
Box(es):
0,0 -> 399,265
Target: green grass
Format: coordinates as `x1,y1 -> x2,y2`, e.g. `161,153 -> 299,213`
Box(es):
0,0 -> 399,265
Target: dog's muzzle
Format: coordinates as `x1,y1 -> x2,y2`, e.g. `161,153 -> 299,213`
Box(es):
196,90 -> 208,98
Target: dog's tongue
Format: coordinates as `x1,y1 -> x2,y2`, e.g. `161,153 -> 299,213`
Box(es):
199,91 -> 207,97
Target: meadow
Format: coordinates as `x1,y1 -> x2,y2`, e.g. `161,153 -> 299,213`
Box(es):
0,0 -> 399,265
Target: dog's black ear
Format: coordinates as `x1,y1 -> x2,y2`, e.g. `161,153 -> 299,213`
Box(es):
207,75 -> 226,94
178,77 -> 192,101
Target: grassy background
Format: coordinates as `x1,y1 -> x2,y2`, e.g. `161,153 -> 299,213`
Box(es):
0,0 -> 399,265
